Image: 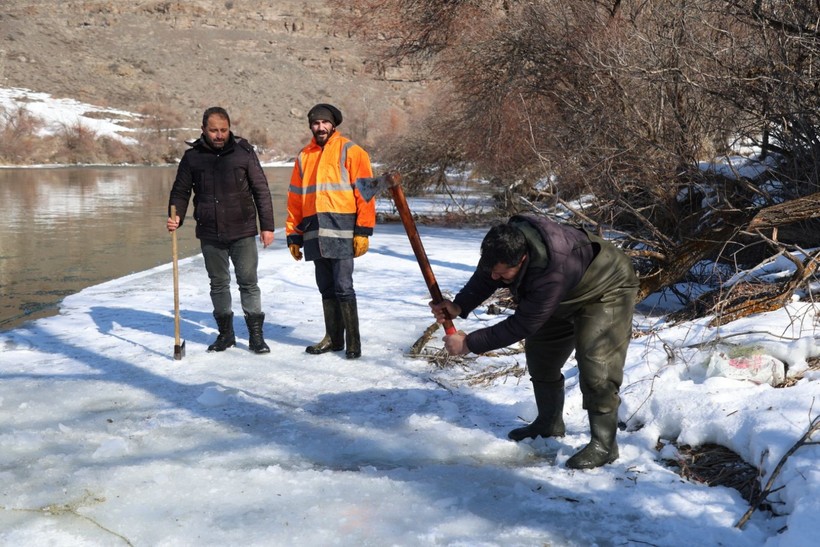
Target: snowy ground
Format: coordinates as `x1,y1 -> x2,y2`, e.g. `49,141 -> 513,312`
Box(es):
1,220 -> 818,547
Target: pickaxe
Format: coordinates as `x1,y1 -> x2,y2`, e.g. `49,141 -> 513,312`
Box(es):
356,172 -> 457,335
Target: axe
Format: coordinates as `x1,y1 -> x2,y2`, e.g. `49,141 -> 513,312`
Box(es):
170,205 -> 186,360
356,172 -> 457,335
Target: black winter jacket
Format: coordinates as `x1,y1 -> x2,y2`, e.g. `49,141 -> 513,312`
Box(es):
454,214 -> 599,354
169,133 -> 275,243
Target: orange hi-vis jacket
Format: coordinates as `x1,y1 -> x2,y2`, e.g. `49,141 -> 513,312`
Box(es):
286,131 -> 375,260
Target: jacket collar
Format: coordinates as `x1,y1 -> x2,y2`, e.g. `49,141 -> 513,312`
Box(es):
309,130 -> 342,151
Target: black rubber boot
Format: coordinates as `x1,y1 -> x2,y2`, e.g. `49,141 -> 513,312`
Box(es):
244,312 -> 270,354
508,376 -> 566,441
208,312 -> 236,352
566,410 -> 620,469
340,299 -> 361,359
306,299 -> 344,354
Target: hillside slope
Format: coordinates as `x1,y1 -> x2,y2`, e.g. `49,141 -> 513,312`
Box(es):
0,0 -> 424,158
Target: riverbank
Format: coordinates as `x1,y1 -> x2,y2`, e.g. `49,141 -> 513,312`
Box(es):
1,221 -> 817,545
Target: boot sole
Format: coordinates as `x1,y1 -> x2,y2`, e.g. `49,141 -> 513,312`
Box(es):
566,448 -> 619,469
305,345 -> 344,354
508,425 -> 566,442
207,342 -> 236,352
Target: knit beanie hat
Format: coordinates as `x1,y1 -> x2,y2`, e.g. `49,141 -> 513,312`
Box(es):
307,103 -> 343,126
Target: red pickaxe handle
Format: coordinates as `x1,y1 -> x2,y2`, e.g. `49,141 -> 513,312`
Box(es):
386,172 -> 457,335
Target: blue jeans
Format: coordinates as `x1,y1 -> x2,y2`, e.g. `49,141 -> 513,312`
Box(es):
313,257 -> 355,301
201,236 -> 261,315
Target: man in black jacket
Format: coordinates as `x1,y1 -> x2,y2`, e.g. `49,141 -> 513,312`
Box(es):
167,106 -> 276,354
430,214 -> 639,469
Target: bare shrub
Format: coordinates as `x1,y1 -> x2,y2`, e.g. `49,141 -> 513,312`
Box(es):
376,93 -> 469,195
130,127 -> 185,164
348,0 -> 820,309
98,136 -> 139,165
52,121 -> 100,164
732,2 -> 820,195
243,126 -> 274,153
137,102 -> 183,139
132,103 -> 186,164
0,105 -> 43,164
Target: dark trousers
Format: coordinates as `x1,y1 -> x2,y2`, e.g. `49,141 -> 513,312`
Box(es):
313,257 -> 355,302
201,236 -> 261,315
525,237 -> 638,414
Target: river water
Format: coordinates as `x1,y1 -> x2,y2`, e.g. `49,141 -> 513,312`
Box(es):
0,165 -> 291,331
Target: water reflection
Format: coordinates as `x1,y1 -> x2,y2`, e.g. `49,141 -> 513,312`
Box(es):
0,165 -> 290,330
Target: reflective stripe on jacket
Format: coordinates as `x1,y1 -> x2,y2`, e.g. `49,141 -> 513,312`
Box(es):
286,131 -> 375,260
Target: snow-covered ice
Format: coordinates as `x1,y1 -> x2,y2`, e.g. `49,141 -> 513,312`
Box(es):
1,222 -> 818,546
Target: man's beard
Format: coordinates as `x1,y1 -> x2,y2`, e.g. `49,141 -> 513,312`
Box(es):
313,127 -> 335,146
205,135 -> 226,149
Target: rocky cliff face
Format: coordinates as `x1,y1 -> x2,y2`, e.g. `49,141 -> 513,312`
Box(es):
0,0 -> 425,158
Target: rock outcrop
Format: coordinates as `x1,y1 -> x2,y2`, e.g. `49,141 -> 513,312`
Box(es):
0,0 -> 425,158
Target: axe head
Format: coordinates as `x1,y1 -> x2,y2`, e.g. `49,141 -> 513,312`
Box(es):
355,172 -> 401,202
355,175 -> 389,202
174,340 -> 186,360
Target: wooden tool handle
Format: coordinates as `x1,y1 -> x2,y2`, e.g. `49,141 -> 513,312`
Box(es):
170,205 -> 181,346
387,173 -> 457,335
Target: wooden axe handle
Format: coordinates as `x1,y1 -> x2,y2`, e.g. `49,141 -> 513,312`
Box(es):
171,206 -> 183,349
386,172 -> 457,335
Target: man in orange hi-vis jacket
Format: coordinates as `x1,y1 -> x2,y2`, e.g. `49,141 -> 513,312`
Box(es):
286,103 -> 376,359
